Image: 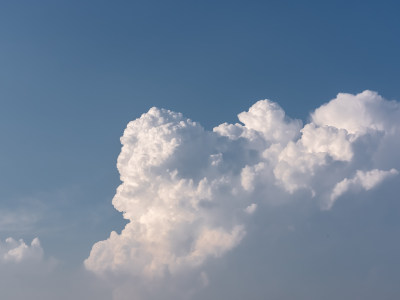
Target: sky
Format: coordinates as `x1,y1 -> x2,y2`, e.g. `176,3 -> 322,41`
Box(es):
1,1 -> 400,299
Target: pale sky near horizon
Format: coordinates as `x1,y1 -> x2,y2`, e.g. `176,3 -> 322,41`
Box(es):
1,1 -> 400,299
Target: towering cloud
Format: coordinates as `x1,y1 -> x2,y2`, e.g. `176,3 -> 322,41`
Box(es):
85,91 -> 400,297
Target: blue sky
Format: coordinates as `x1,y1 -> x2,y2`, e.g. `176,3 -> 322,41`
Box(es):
1,1 -> 400,299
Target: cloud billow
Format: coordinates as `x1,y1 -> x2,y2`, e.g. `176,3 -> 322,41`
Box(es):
0,237 -> 43,263
85,90 -> 400,296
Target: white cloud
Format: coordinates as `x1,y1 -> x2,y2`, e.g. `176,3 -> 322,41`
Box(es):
85,90 -> 400,298
0,237 -> 43,263
244,203 -> 257,214
85,107 -> 250,278
236,99 -> 302,144
327,168 -> 399,209
0,237 -> 112,300
312,90 -> 400,136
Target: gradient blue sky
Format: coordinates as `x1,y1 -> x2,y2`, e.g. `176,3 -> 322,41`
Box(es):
1,1 -> 400,298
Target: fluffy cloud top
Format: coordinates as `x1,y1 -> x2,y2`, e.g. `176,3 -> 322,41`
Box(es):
0,237 -> 113,300
85,91 -> 400,289
0,237 -> 43,263
312,90 -> 400,135
328,168 -> 399,209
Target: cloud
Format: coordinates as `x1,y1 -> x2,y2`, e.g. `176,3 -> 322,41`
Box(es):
0,237 -> 43,263
244,203 -> 257,214
328,168 -> 398,209
85,91 -> 400,298
312,90 -> 400,135
0,237 -> 112,300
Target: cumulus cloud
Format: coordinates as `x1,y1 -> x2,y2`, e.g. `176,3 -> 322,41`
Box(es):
312,90 -> 400,136
0,237 -> 112,300
244,203 -> 257,214
85,91 -> 400,298
328,168 -> 398,209
0,237 -> 43,263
